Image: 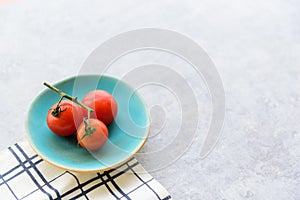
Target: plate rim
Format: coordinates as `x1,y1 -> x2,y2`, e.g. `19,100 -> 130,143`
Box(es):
25,74 -> 150,173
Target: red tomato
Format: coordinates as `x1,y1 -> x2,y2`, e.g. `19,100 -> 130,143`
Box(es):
82,90 -> 118,125
46,100 -> 84,136
76,118 -> 108,151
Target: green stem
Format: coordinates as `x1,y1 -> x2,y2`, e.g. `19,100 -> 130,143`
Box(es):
44,82 -> 96,145
51,95 -> 65,117
56,96 -> 64,105
43,82 -> 96,144
43,82 -> 94,115
77,119 -> 96,145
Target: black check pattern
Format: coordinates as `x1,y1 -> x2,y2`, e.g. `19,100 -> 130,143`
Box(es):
0,140 -> 172,200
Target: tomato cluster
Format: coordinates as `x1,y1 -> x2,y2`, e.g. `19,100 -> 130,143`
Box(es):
46,90 -> 118,151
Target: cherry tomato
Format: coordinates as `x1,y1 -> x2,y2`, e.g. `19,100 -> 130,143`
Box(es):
77,118 -> 108,151
46,100 -> 84,136
82,90 -> 118,125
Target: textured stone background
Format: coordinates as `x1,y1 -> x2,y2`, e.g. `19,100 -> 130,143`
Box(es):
0,0 -> 299,199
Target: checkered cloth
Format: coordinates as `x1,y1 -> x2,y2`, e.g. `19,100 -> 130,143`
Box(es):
0,140 -> 171,200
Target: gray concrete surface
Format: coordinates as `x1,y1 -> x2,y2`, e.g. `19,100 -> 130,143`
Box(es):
0,0 -> 299,199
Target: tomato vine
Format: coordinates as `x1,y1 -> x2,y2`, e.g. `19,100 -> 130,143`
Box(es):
43,82 -> 96,138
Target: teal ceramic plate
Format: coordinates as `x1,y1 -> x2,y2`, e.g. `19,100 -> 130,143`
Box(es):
26,75 -> 149,173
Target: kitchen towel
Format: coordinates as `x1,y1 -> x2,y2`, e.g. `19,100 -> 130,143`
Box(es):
0,140 -> 171,200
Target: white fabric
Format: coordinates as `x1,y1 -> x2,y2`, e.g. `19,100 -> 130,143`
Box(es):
0,140 -> 171,200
